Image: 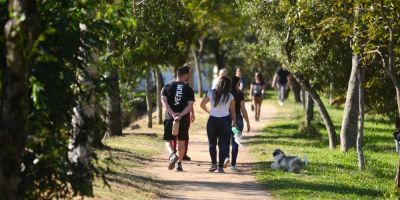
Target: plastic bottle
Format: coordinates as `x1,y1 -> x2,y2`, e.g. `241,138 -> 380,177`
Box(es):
231,127 -> 242,146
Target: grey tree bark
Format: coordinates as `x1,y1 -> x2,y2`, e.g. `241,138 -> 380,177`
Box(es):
293,74 -> 337,149
192,37 -> 205,97
340,53 -> 360,151
155,66 -> 163,125
305,92 -> 314,128
68,65 -> 99,196
145,65 -> 153,128
341,4 -> 362,152
106,67 -> 122,136
357,67 -> 366,171
289,74 -> 302,103
0,1 -> 39,199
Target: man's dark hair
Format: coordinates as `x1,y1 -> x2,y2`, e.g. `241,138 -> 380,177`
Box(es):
396,117 -> 400,129
176,65 -> 190,77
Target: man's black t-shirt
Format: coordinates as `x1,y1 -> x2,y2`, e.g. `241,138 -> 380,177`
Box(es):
161,81 -> 195,120
277,68 -> 290,85
233,91 -> 245,117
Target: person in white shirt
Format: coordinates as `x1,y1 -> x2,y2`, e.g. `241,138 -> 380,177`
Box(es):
200,76 -> 237,173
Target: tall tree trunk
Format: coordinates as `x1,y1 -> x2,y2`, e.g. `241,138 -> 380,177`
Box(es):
0,1 -> 38,199
68,65 -> 98,196
155,66 -> 163,125
211,39 -> 225,70
341,3 -> 361,152
293,74 -> 337,149
340,53 -> 360,151
357,67 -> 365,171
145,65 -> 153,128
305,92 -> 314,128
289,74 -> 302,103
192,48 -> 203,97
106,67 -> 122,136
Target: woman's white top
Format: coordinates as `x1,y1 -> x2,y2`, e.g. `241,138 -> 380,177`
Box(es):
207,90 -> 234,117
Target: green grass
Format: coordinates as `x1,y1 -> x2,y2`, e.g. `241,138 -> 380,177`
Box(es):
92,134 -> 163,200
250,90 -> 399,200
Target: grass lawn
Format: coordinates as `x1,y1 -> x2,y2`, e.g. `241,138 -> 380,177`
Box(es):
250,91 -> 399,199
91,133 -> 164,200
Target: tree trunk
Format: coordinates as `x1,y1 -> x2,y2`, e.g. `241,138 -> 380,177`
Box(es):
146,65 -> 153,128
68,65 -> 98,196
305,92 -> 314,128
289,74 -> 302,103
106,68 -> 122,136
155,66 -> 163,125
340,53 -> 360,151
357,67 -> 365,171
192,48 -> 203,97
0,1 -> 38,199
293,74 -> 337,149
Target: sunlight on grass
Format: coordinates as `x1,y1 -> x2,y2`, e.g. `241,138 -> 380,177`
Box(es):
250,91 -> 399,200
92,134 -> 164,200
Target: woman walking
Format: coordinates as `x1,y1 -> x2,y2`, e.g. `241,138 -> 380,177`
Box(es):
228,76 -> 251,171
200,77 -> 237,173
250,72 -> 265,121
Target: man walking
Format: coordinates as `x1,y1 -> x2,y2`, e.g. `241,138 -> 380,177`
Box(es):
272,64 -> 290,106
161,66 -> 195,171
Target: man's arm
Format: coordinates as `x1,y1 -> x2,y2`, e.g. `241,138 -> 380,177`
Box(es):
176,101 -> 194,120
161,96 -> 177,118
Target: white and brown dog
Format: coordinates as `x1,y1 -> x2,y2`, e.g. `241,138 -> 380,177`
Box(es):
271,149 -> 308,173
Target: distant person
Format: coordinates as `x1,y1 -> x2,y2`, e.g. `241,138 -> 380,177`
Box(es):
161,66 -> 195,172
250,72 -> 265,121
200,77 -> 237,173
228,76 -> 251,171
272,64 -> 290,106
211,68 -> 227,89
235,67 -> 246,91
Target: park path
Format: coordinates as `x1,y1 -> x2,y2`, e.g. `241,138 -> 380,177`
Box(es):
143,101 -> 278,200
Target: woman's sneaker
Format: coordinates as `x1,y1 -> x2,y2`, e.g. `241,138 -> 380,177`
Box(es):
208,164 -> 218,172
231,165 -> 238,171
168,154 -> 179,170
223,158 -> 230,168
176,162 -> 183,172
217,168 -> 225,173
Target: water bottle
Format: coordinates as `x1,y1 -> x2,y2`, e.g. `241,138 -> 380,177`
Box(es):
231,127 -> 242,146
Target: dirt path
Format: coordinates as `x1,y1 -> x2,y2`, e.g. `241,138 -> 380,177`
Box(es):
146,101 -> 277,200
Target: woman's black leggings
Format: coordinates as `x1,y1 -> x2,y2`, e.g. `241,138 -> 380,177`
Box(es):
206,115 -> 232,168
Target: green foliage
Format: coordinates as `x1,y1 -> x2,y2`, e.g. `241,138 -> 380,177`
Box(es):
132,0 -> 195,67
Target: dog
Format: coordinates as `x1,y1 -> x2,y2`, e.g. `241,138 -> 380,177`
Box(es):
271,149 -> 308,173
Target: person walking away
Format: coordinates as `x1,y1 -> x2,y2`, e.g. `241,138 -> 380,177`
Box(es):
172,67 -> 195,161
161,66 -> 195,172
229,76 -> 251,171
235,67 -> 246,91
272,64 -> 290,106
200,77 -> 237,173
250,72 -> 265,121
211,68 -> 228,89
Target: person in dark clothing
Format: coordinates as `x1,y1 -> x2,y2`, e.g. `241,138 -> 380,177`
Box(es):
161,66 -> 195,172
272,64 -> 290,105
228,76 -> 251,171
200,77 -> 237,173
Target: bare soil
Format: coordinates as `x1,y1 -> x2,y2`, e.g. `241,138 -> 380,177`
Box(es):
144,101 -> 277,200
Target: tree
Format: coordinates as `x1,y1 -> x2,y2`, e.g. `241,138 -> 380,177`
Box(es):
132,0 -> 195,128
0,1 -> 39,199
